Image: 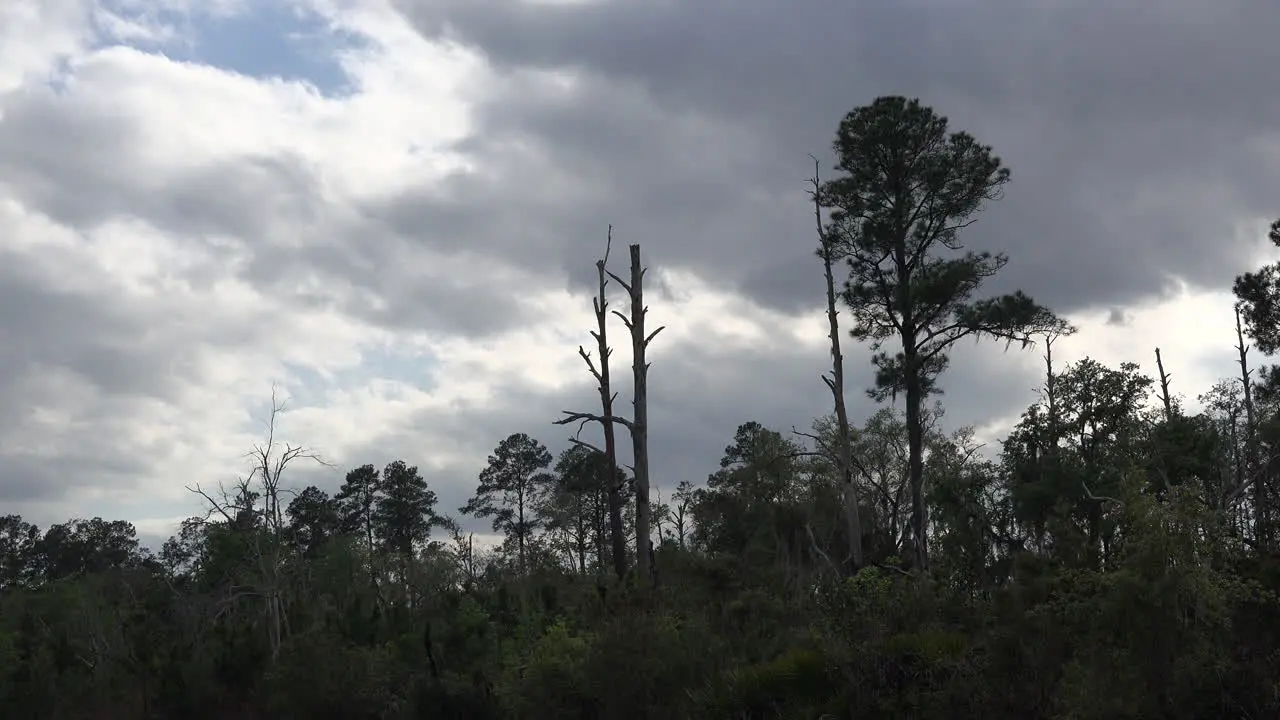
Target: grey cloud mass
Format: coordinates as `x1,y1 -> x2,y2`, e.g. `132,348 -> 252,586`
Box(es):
0,86 -> 537,339
393,0 -> 1280,312
1,0 -> 1277,537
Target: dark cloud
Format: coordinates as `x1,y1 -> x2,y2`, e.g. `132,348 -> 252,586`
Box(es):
390,0 -> 1280,314
5,0 -> 1270,535
0,252 -> 225,509
0,248 -> 200,404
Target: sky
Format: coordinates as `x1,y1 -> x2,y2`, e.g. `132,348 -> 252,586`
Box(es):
2,0 -> 1278,550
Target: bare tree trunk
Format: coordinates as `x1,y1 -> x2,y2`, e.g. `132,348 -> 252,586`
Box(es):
1236,306 -> 1265,545
609,244 -> 665,587
810,158 -> 863,570
1044,335 -> 1060,437
559,234 -> 664,587
187,388 -> 327,664
577,509 -> 588,575
1155,347 -> 1174,421
558,229 -> 629,580
904,369 -> 927,574
594,490 -> 607,589
595,247 -> 629,581
1152,346 -> 1177,497
1231,406 -> 1242,507
516,492 -> 527,574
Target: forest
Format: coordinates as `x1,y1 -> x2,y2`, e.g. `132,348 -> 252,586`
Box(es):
3,96 -> 1280,719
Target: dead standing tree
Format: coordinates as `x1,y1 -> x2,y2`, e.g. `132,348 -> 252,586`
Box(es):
556,228 -> 629,581
188,387 -> 330,662
558,232 -> 664,586
1235,305 -> 1266,543
810,156 -> 864,570
609,243 -> 664,585
1154,347 -> 1175,422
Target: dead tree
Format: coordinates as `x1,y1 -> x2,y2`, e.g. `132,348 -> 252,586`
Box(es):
187,387 -> 329,662
810,157 -> 863,570
1155,347 -> 1174,421
607,243 -> 664,586
558,236 -> 664,587
555,228 -> 629,580
1235,305 -> 1266,544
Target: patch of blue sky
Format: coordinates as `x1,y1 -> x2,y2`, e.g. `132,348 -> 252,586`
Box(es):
275,347 -> 439,401
93,0 -> 370,98
228,349 -> 437,447
347,345 -> 441,394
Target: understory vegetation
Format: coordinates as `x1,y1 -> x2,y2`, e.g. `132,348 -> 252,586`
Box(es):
5,97 -> 1280,719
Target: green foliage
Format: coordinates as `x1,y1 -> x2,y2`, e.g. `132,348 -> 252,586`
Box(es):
375,460 -> 441,559
820,96 -> 1063,403
496,620 -> 594,718
464,432 -> 556,571
689,646 -> 836,719
265,631 -> 400,719
1234,218 -> 1280,354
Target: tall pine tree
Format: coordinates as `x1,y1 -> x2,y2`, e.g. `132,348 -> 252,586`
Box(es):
820,96 -> 1065,572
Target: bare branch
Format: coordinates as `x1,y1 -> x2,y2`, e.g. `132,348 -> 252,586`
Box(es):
810,152 -> 864,569
805,522 -> 838,575
185,484 -> 236,524
577,346 -> 604,385
567,437 -> 605,455
611,309 -> 634,331
604,269 -> 633,295
560,226 -> 633,580
644,326 -> 665,346
1081,479 -> 1123,506
791,426 -> 836,458
555,410 -> 635,431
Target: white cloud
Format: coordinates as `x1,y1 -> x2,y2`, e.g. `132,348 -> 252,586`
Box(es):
0,2 -> 480,528
969,279 -> 1257,448
0,0 -> 1272,552
0,0 -> 90,95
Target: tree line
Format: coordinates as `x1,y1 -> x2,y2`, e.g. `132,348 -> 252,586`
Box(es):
3,95 -> 1280,718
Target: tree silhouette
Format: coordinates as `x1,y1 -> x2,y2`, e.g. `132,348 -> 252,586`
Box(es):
820,96 -> 1066,572
374,460 -> 440,561
463,433 -> 555,572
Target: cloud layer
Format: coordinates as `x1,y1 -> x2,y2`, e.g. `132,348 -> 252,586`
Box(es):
1,0 -> 1275,547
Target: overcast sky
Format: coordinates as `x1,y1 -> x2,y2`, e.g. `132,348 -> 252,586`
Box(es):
2,0 -> 1277,548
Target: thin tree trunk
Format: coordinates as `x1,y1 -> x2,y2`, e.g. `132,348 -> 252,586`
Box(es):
562,229 -> 629,580
631,244 -> 652,585
600,365 -> 628,580
1155,347 -> 1174,421
811,158 -> 863,570
904,370 -> 927,573
517,496 -> 526,574
614,244 -> 663,586
1236,306 -> 1264,545
559,233 -> 664,586
594,490 -> 607,589
594,237 -> 629,580
897,231 -> 928,573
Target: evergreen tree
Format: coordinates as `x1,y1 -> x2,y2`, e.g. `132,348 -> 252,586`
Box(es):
373,460 -> 440,561
285,485 -> 340,558
335,463 -> 381,551
820,96 -> 1065,572
463,433 -> 555,572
